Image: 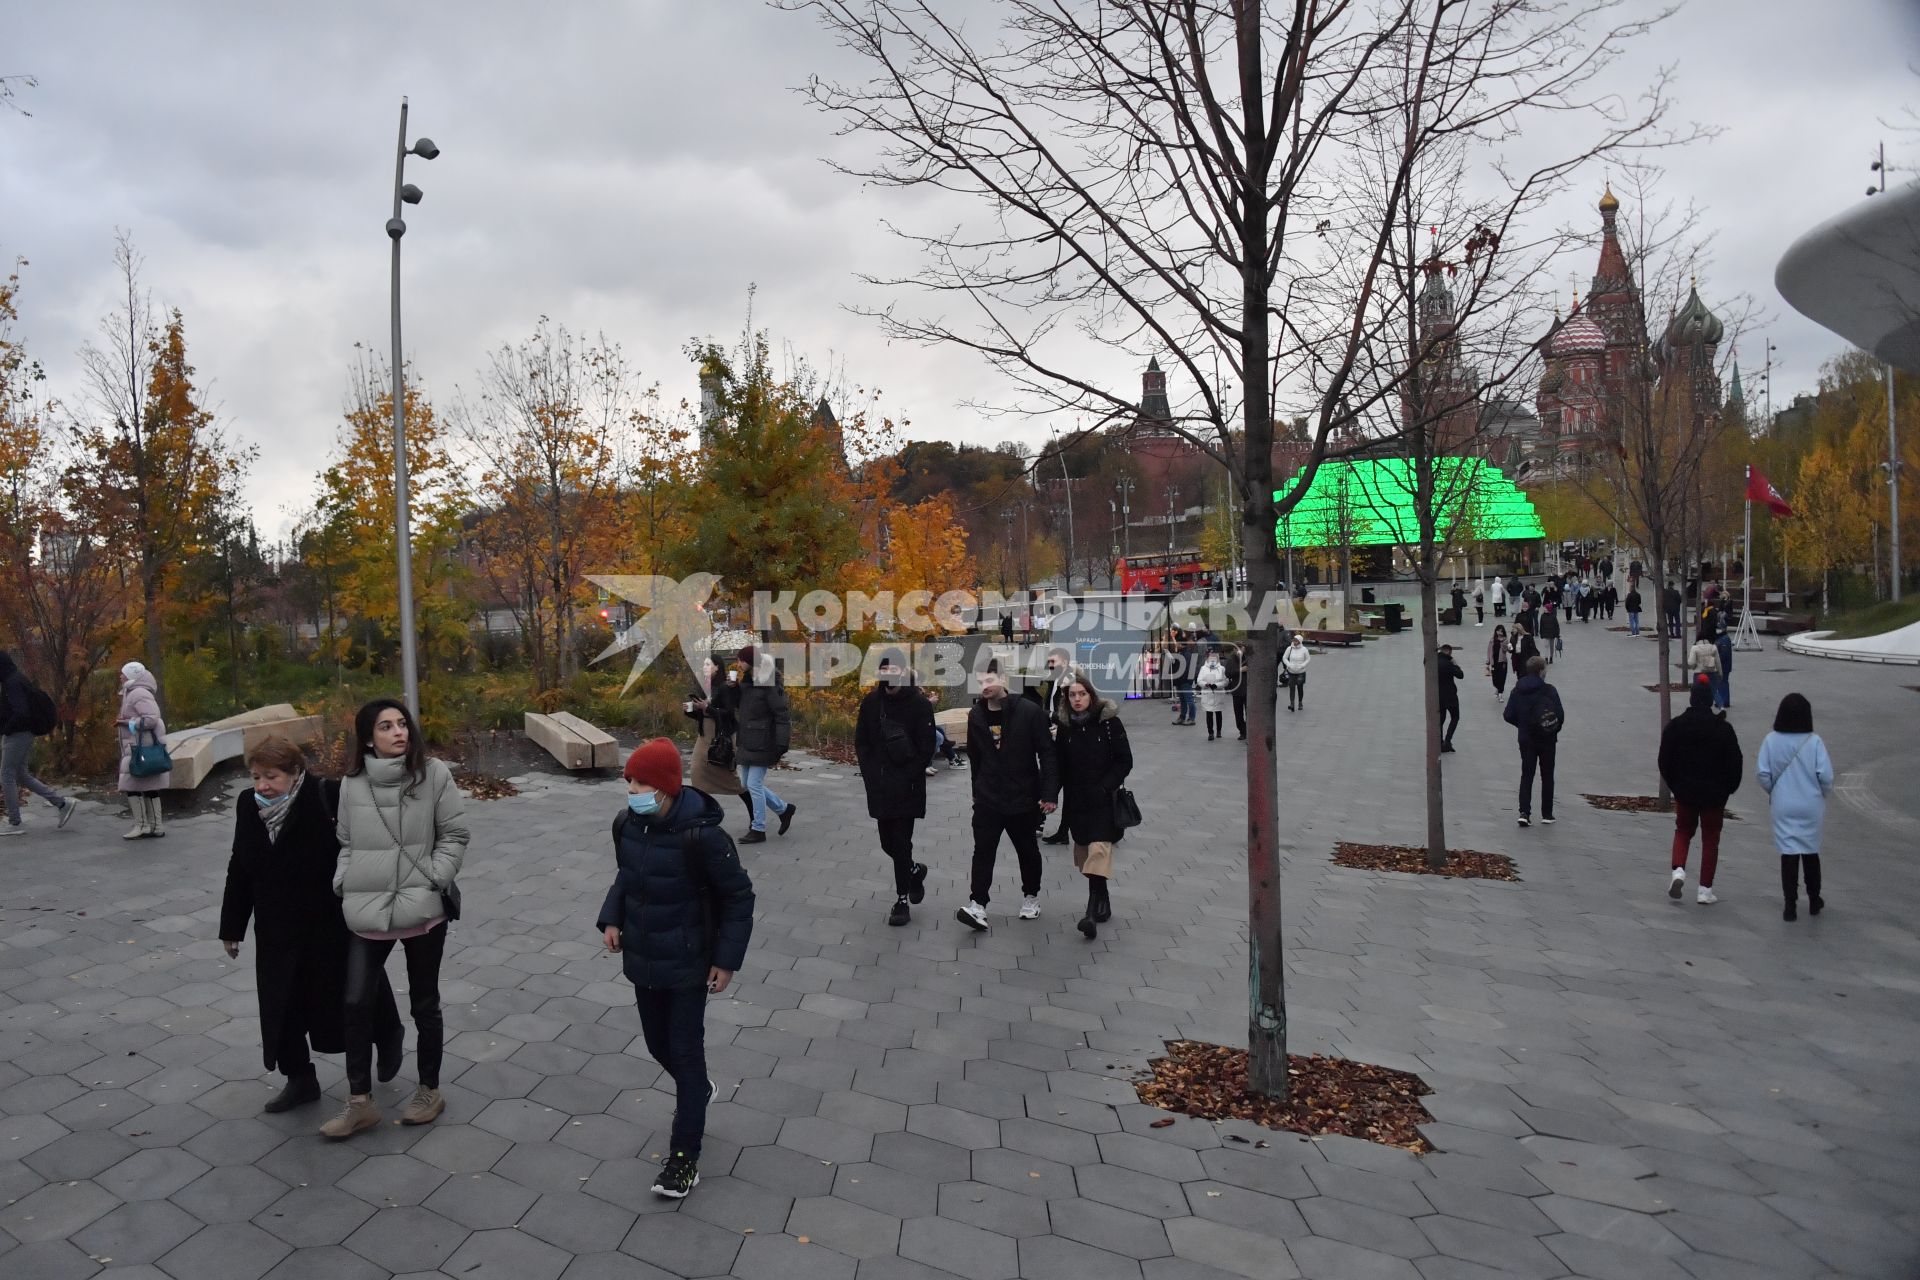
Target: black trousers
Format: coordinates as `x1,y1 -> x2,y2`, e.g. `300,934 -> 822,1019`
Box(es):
1518,740 -> 1556,820
636,984 -> 710,1159
1285,674 -> 1305,709
345,924 -> 445,1095
1439,702 -> 1458,746
970,809 -> 1044,906
1205,711 -> 1223,737
876,816 -> 918,896
1490,663 -> 1508,695
1231,688 -> 1247,736
1781,854 -> 1823,903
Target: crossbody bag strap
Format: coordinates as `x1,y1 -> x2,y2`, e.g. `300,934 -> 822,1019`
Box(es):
366,773 -> 443,891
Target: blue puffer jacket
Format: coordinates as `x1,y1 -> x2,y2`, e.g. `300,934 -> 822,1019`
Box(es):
594,787 -> 755,991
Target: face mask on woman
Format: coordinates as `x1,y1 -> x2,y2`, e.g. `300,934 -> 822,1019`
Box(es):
627,792 -> 660,816
254,791 -> 288,809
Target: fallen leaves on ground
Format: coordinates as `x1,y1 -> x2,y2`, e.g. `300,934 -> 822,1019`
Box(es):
1331,842 -> 1519,882
1582,794 -> 1741,821
453,769 -> 520,801
809,741 -> 859,766
1644,682 -> 1692,693
1134,1040 -> 1434,1152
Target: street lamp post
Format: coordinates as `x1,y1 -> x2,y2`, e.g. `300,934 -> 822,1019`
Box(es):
1166,485 -> 1180,556
1887,362 -> 1902,602
1116,477 -> 1134,566
386,97 -> 439,722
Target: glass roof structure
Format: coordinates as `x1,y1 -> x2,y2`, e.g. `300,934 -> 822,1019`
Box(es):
1274,458 -> 1545,548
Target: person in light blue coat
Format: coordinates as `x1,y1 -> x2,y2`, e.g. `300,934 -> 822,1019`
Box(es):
1755,693 -> 1833,922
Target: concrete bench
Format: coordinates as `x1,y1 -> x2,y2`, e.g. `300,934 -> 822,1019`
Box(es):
1759,613 -> 1817,636
525,711 -> 621,770
163,704 -> 321,790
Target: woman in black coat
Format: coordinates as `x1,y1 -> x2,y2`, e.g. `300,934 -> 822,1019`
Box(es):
1052,673 -> 1134,940
219,736 -> 399,1114
854,653 -> 938,926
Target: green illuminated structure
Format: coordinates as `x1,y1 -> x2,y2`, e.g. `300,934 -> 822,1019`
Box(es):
1274,458 -> 1544,547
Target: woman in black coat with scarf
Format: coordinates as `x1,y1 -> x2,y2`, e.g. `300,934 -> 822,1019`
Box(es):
219,736 -> 399,1113
855,652 -> 939,927
1053,672 -> 1134,940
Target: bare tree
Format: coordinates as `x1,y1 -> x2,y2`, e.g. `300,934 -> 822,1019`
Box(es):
454,320 -> 640,695
787,0 -> 1679,1096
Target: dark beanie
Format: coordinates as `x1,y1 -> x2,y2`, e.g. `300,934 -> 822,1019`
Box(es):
737,644 -> 757,669
623,738 -> 683,796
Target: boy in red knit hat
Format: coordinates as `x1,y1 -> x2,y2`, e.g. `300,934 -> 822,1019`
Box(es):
596,738 -> 756,1199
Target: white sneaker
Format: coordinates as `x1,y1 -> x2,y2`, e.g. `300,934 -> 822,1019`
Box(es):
1018,896 -> 1041,920
1696,886 -> 1718,905
955,900 -> 989,932
1669,868 -> 1685,899
0,823 -> 23,837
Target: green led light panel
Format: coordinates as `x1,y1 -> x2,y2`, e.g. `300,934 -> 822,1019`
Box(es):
1274,458 -> 1545,548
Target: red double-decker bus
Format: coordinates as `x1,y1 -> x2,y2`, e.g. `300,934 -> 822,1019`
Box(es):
1117,552 -> 1213,594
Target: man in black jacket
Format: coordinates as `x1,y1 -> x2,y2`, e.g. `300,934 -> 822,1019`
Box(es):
855,653 -> 937,926
1502,655 -> 1565,827
1436,644 -> 1464,753
1031,651 -> 1073,844
957,664 -> 1059,931
1657,676 -> 1743,905
1224,644 -> 1247,741
0,650 -> 74,835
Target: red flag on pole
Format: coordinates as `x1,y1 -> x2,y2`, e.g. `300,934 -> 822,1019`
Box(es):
1746,465 -> 1794,518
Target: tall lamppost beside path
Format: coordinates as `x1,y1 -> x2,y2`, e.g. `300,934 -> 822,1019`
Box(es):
386,98 -> 439,720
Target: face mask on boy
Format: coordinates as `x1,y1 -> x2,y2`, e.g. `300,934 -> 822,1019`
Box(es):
626,792 -> 660,816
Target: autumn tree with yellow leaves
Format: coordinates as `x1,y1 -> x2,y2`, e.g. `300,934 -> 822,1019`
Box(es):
70,237 -> 249,694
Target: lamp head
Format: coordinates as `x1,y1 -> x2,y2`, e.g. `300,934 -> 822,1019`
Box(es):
401,183 -> 424,205
411,138 -> 440,160
385,216 -> 406,240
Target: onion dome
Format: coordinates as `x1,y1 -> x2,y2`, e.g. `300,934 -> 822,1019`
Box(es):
1539,360 -> 1564,395
1665,285 -> 1724,347
1549,312 -> 1606,357
1598,185 -> 1619,214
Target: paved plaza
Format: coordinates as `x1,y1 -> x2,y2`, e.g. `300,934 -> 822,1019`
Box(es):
3,618 -> 1918,1280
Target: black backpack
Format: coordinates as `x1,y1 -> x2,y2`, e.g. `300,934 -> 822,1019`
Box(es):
22,684 -> 57,736
1529,692 -> 1562,738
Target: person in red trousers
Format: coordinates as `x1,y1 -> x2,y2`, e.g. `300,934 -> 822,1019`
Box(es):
1657,676 -> 1743,904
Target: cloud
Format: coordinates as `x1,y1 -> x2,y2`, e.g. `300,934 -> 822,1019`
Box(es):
3,0 -> 1915,542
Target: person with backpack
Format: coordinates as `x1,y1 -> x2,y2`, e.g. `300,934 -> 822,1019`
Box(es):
326,699 -> 468,1139
1658,676 -> 1743,905
219,735 -> 402,1114
0,650 -> 75,835
1502,654 -> 1565,827
1053,672 -> 1133,940
115,661 -> 171,839
598,737 -> 756,1198
855,652 -> 937,926
956,662 -> 1059,931
734,645 -> 797,844
1757,693 -> 1834,922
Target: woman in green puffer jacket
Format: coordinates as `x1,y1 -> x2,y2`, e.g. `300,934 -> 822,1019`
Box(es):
323,698 -> 469,1141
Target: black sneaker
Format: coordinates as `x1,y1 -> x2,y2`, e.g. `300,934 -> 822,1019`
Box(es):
908,863 -> 928,905
1783,902 -> 1797,922
652,1151 -> 700,1198
1542,815 -> 1555,824
741,830 -> 767,845
888,897 -> 911,927
778,804 -> 798,835
1517,816 -> 1531,828
1041,830 -> 1068,846
1810,896 -> 1824,916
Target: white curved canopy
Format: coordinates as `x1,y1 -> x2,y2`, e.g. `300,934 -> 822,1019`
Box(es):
1776,183 -> 1920,373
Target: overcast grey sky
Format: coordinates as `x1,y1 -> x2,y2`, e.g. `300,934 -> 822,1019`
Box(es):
4,0 -> 1917,537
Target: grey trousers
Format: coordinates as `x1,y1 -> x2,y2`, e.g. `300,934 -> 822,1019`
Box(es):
2,731 -> 62,825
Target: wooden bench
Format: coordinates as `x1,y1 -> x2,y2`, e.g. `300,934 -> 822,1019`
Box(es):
525,711 -> 621,770
163,704 -> 322,790
1299,629 -> 1364,648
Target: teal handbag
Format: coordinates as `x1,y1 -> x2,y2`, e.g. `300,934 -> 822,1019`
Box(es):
128,726 -> 173,778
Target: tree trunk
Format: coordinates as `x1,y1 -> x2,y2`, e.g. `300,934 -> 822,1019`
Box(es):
1648,527 -> 1672,804
1419,566 -> 1445,867
1235,0 -> 1285,1099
